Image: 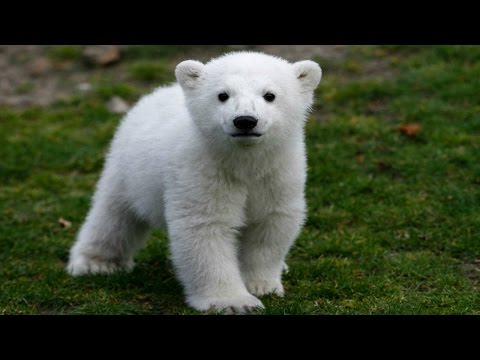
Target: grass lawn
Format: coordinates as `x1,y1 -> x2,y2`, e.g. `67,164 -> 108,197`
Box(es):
1,45 -> 479,314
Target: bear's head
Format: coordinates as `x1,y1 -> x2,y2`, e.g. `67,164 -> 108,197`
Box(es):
175,52 -> 321,148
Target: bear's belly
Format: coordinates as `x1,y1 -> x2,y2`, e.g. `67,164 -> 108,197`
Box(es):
127,181 -> 167,229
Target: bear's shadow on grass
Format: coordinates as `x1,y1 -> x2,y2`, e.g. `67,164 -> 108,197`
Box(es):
70,253 -> 186,311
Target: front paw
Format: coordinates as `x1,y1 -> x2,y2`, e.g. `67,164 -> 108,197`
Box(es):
245,278 -> 284,297
187,293 -> 264,315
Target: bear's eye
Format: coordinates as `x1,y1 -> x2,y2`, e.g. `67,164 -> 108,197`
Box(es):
264,92 -> 275,102
218,93 -> 229,102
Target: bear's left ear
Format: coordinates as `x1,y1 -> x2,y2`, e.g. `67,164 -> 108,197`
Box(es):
292,60 -> 322,92
175,60 -> 205,90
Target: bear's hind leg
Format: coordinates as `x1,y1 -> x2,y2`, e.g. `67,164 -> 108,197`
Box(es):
67,192 -> 149,276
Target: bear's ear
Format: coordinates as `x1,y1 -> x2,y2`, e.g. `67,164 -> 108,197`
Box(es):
292,60 -> 322,92
175,60 -> 205,90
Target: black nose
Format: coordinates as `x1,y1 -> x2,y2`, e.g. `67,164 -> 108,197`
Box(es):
233,116 -> 258,130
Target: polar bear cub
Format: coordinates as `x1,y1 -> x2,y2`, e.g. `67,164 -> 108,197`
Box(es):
67,51 -> 322,313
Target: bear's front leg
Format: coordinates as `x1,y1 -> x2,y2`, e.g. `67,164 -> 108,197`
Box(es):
240,202 -> 306,298
165,186 -> 263,314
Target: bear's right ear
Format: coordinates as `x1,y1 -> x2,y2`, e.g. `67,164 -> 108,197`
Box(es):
175,60 -> 205,90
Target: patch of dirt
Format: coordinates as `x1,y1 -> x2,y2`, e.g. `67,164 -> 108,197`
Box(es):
362,58 -> 396,80
0,45 -> 133,107
2,46 -> 75,106
462,261 -> 480,287
253,45 -> 347,61
0,45 -> 354,108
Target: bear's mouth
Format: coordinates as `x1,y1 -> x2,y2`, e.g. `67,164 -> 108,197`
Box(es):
230,133 -> 262,138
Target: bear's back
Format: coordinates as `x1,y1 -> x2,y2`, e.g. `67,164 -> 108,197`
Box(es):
121,83 -> 188,133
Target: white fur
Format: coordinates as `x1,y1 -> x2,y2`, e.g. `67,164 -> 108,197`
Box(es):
67,52 -> 322,313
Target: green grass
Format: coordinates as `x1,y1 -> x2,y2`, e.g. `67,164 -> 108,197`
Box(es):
16,82 -> 35,95
47,45 -> 83,61
128,60 -> 173,82
1,45 -> 480,314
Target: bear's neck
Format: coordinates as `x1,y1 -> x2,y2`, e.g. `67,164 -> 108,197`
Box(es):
206,132 -> 305,183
